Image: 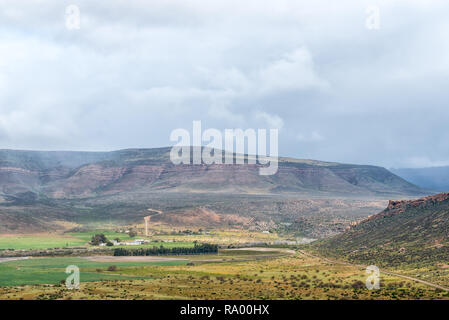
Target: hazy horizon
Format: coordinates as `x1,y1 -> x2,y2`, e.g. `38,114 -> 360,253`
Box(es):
2,145 -> 449,170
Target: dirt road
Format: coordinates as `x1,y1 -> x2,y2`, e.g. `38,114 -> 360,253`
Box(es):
229,247 -> 296,255
146,208 -> 163,217
0,257 -> 30,264
85,256 -> 188,263
298,250 -> 449,292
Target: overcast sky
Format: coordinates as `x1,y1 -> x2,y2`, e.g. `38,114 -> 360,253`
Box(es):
1,0 -> 448,168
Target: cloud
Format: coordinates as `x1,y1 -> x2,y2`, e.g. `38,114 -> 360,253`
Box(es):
0,0 -> 448,168
296,131 -> 325,142
256,112 -> 284,130
399,157 -> 449,169
257,48 -> 327,94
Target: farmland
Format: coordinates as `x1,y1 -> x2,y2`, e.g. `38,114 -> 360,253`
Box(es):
0,228 -> 283,251
0,249 -> 446,300
1,200 -> 448,300
0,232 -> 197,251
0,234 -> 86,250
0,256 -> 188,287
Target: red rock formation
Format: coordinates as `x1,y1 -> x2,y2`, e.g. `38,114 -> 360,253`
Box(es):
359,193 -> 449,224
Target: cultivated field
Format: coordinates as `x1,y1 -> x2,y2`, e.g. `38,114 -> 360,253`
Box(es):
0,228 -> 283,251
0,256 -> 188,287
0,249 -> 446,300
0,234 -> 86,250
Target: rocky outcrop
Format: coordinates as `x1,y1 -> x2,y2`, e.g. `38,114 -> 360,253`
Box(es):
360,192 -> 449,224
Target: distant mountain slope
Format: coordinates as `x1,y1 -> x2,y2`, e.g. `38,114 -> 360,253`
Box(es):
0,147 -> 427,199
391,167 -> 449,192
314,193 -> 449,266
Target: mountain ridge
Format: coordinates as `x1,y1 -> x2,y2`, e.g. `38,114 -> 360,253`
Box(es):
0,147 -> 432,235
0,147 -> 429,199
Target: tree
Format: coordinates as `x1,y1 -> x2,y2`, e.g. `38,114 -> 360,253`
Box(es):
91,234 -> 108,245
128,230 -> 137,238
113,243 -> 218,257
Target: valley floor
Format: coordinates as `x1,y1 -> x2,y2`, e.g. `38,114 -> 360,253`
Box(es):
0,249 -> 446,300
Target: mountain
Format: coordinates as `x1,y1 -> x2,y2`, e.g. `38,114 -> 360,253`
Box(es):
314,193 -> 449,267
0,147 -> 427,199
391,167 -> 449,192
0,147 -> 429,234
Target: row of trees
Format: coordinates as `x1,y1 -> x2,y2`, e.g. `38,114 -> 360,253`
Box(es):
113,243 -> 218,256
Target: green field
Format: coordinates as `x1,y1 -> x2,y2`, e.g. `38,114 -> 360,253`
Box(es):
0,235 -> 86,250
68,231 -> 130,243
69,232 -> 195,247
0,232 -> 196,250
0,257 -> 188,286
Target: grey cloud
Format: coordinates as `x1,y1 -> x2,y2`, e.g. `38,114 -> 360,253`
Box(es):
0,0 -> 448,167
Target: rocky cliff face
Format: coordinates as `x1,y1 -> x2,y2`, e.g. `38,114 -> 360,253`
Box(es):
361,193 -> 449,223
387,192 -> 449,210
0,148 -> 428,200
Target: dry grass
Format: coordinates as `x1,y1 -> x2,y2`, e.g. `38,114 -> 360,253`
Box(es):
0,250 -> 446,300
